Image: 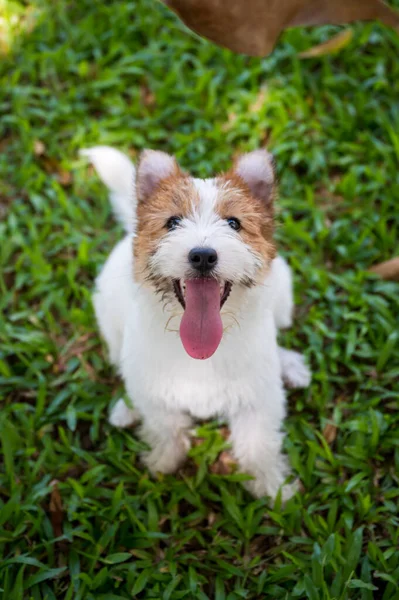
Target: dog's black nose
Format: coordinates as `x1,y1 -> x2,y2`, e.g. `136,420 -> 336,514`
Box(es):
189,247 -> 218,273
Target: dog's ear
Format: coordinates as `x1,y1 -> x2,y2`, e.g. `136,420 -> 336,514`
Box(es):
136,150 -> 180,203
234,150 -> 275,206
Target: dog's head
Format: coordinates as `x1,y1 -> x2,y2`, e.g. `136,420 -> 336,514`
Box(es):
134,149 -> 276,359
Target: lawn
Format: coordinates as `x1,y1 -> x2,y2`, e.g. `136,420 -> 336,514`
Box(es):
0,0 -> 399,598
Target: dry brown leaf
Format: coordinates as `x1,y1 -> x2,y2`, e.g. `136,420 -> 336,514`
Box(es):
373,469 -> 382,488
79,356 -> 97,381
39,156 -> 72,186
140,84 -> 156,107
367,368 -> 378,380
210,450 -> 237,475
34,140 -> 46,156
297,480 -> 306,494
190,435 -> 205,447
49,480 -> 63,537
163,0 -> 399,56
369,257 -> 399,281
55,333 -> 95,373
41,156 -> 60,174
57,170 -> 73,187
323,422 -> 337,445
299,28 -> 353,58
249,85 -> 268,113
219,426 -> 231,440
221,111 -> 237,133
207,511 -> 217,526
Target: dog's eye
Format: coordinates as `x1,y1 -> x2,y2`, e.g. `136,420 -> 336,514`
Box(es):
166,216 -> 182,231
226,217 -> 241,231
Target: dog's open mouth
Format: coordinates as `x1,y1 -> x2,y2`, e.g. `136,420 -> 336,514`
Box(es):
173,279 -> 231,310
173,279 -> 232,360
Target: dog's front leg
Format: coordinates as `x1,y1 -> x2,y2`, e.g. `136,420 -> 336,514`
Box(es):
109,398 -> 140,428
228,405 -> 295,501
139,407 -> 192,475
278,347 -> 311,389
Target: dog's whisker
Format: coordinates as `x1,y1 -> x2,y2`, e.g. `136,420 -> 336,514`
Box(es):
221,312 -> 241,329
164,313 -> 183,332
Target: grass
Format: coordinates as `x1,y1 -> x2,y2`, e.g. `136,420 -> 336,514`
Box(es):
1,0 -> 399,598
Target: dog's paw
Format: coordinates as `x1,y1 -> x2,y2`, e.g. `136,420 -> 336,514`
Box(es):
142,433 -> 190,475
278,478 -> 299,503
245,472 -> 298,502
279,348 -> 311,389
109,399 -> 140,428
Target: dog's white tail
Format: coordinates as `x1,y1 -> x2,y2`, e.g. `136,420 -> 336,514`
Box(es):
80,146 -> 136,233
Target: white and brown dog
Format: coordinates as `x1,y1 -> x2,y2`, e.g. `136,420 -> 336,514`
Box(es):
81,146 -> 310,499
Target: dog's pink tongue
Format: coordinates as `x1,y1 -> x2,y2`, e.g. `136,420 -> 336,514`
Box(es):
180,279 -> 223,360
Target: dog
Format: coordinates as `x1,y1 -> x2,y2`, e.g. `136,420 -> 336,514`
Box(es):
81,145 -> 311,499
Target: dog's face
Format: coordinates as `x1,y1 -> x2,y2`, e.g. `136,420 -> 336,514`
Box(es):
134,150 -> 276,359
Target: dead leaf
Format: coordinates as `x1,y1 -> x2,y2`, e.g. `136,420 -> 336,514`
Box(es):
367,368 -> 378,380
207,511 -> 217,526
140,84 -> 156,107
299,28 -> 353,58
210,450 -> 237,475
373,469 -> 382,488
79,355 -> 97,381
249,85 -> 268,113
159,566 -> 169,573
54,333 -> 95,373
163,0 -> 399,57
190,435 -> 205,447
39,156 -> 72,186
49,480 -> 63,537
317,186 -> 344,211
323,422 -> 337,445
221,111 -> 237,132
219,426 -> 231,441
40,156 -> 60,174
369,257 -> 399,281
298,480 -> 306,494
34,140 -> 46,156
57,170 -> 73,187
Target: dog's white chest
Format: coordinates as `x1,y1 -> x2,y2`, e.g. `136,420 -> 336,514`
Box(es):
120,293 -> 279,419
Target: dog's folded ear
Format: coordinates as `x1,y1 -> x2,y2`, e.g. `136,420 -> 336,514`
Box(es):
137,150 -> 180,202
234,150 -> 276,206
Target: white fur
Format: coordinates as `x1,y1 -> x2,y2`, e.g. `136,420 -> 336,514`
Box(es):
269,255 -> 294,329
88,147 -> 311,500
108,398 -> 139,428
278,348 -> 312,389
80,146 -> 136,233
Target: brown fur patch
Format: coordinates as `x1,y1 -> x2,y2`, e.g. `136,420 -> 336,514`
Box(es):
134,173 -> 199,283
215,173 -> 276,277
